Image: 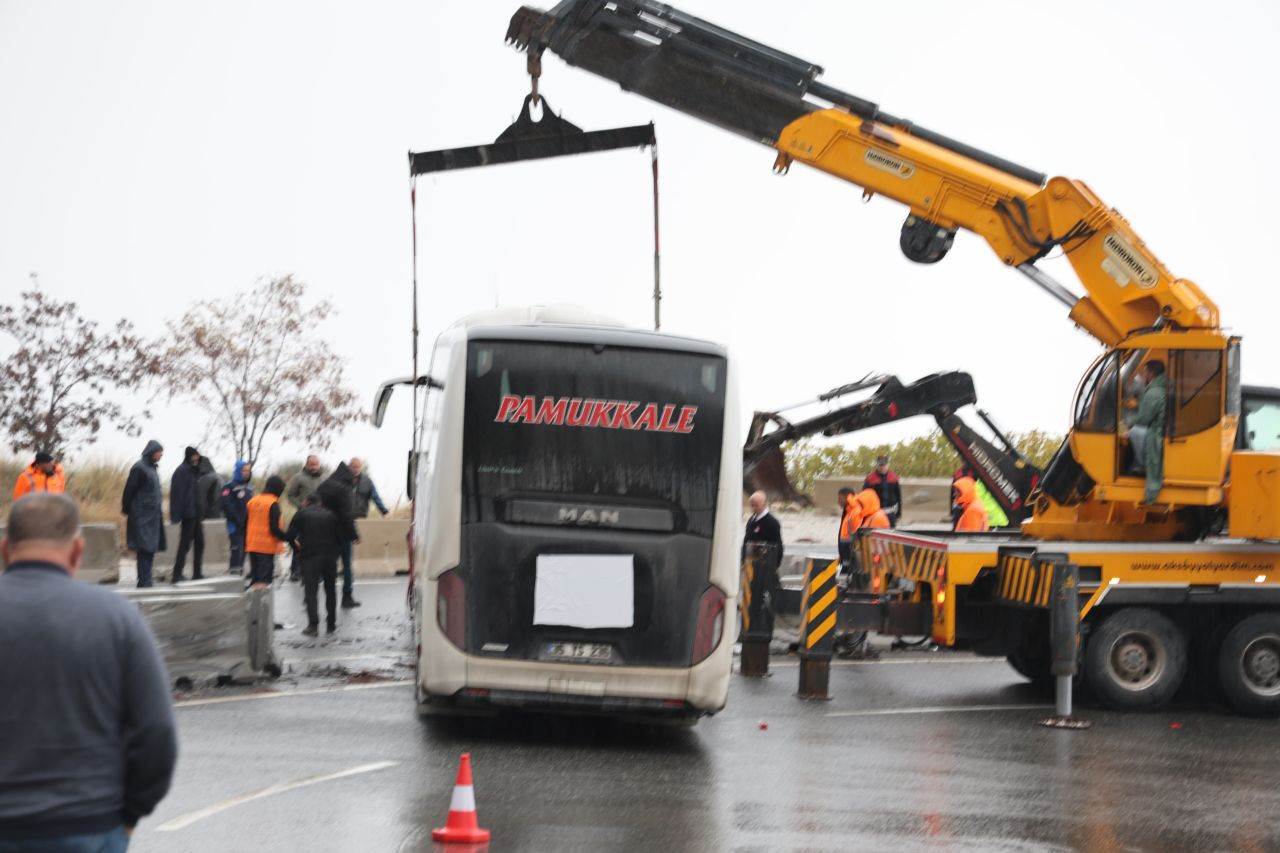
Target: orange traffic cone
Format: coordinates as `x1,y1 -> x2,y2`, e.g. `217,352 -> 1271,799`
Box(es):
432,752 -> 491,844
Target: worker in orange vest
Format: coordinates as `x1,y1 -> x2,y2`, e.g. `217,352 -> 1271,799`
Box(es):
244,476 -> 290,589
12,452 -> 65,501
836,487 -> 860,563
855,488 -> 891,530
952,476 -> 990,532
838,487 -> 890,566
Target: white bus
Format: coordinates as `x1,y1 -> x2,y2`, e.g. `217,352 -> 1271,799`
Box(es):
376,306 -> 740,723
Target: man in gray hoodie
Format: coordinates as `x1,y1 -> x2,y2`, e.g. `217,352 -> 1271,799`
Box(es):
0,493 -> 177,849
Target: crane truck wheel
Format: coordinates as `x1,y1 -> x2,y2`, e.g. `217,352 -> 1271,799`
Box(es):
1217,613 -> 1280,717
1084,608 -> 1187,710
1006,650 -> 1051,689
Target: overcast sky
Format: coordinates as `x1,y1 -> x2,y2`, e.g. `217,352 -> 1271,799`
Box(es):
2,0 -> 1278,502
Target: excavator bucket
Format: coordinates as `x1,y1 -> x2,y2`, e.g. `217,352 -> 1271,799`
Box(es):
745,444 -> 811,508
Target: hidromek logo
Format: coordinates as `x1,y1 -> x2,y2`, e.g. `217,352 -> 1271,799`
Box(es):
1102,232 -> 1159,289
864,148 -> 915,179
495,395 -> 698,434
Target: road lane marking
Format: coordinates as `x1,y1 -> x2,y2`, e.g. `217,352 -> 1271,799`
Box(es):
175,679 -> 412,708
825,703 -> 1051,718
156,761 -> 400,831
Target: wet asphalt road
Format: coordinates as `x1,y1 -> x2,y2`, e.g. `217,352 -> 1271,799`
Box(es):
130,579 -> 1280,852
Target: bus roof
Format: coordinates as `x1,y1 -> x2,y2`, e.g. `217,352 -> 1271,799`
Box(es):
453,304 -> 627,329
457,305 -> 727,357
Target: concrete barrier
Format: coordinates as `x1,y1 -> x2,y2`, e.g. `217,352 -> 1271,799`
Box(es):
899,478 -> 953,525
134,518 -> 409,582
0,522 -> 120,585
352,518 -> 410,577
146,520 -> 230,583
80,523 -> 121,584
118,585 -> 277,686
812,477 -> 952,525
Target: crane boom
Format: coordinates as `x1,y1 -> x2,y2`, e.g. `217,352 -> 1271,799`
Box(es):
507,0 -> 1218,346
508,0 -> 1251,541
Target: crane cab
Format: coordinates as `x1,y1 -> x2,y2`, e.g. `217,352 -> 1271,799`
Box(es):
1028,331 -> 1240,540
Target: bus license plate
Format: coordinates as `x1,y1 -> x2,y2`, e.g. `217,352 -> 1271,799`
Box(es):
545,641 -> 612,662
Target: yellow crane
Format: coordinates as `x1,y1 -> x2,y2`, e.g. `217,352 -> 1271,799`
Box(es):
507,1 -> 1280,714
508,0 -> 1266,543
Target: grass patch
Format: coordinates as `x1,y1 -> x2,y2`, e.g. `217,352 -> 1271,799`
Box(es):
1,455 -> 130,524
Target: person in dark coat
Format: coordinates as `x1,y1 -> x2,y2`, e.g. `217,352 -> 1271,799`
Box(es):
168,446 -> 204,583
743,490 -> 784,631
195,456 -> 224,520
318,461 -> 361,609
862,455 -> 903,526
121,439 -> 166,588
286,494 -> 344,636
743,490 -> 784,557
220,460 -> 253,576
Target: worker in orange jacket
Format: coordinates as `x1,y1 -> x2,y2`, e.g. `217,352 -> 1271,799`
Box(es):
838,486 -> 890,563
244,476 -> 290,589
952,476 -> 990,532
855,488 -> 891,530
12,452 -> 65,501
836,487 -> 859,563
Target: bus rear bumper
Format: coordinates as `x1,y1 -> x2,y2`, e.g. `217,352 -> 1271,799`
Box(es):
419,627 -> 733,716
427,687 -> 705,723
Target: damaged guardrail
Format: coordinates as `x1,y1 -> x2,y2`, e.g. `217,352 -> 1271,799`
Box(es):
118,578 -> 280,688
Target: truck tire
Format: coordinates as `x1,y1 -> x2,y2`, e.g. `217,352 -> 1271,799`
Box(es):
1006,650 -> 1050,687
1084,608 -> 1186,710
1217,613 -> 1280,717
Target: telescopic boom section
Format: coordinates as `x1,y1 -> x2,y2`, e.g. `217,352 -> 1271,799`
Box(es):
508,0 -> 1219,345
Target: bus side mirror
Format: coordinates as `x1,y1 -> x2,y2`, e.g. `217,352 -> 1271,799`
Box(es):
372,375 -> 444,428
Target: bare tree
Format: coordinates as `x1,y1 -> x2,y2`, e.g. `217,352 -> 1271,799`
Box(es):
0,280 -> 153,458
158,274 -> 362,464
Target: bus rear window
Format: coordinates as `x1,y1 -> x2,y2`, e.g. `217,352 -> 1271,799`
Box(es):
462,341 -> 726,536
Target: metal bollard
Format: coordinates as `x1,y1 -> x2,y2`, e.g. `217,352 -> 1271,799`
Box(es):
1039,560 -> 1090,730
738,543 -> 778,677
796,558 -> 839,700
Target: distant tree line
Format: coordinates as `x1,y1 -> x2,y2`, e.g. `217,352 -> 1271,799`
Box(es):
783,429 -> 1062,494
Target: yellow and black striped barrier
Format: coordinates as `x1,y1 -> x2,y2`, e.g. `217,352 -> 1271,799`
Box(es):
996,547 -> 1066,609
738,543 -> 779,677
796,557 -> 839,699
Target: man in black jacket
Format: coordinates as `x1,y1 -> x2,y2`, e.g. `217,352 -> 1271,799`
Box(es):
318,462 -> 362,609
169,446 -> 204,583
0,494 -> 177,846
743,490 -> 784,632
743,490 -> 784,558
863,455 -> 903,526
286,494 -> 349,636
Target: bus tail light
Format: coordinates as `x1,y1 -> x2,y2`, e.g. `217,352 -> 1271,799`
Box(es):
692,586 -> 726,663
436,569 -> 466,649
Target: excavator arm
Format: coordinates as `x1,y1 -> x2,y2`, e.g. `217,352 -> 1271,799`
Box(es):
744,371 -> 1041,523
507,0 -> 1217,346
